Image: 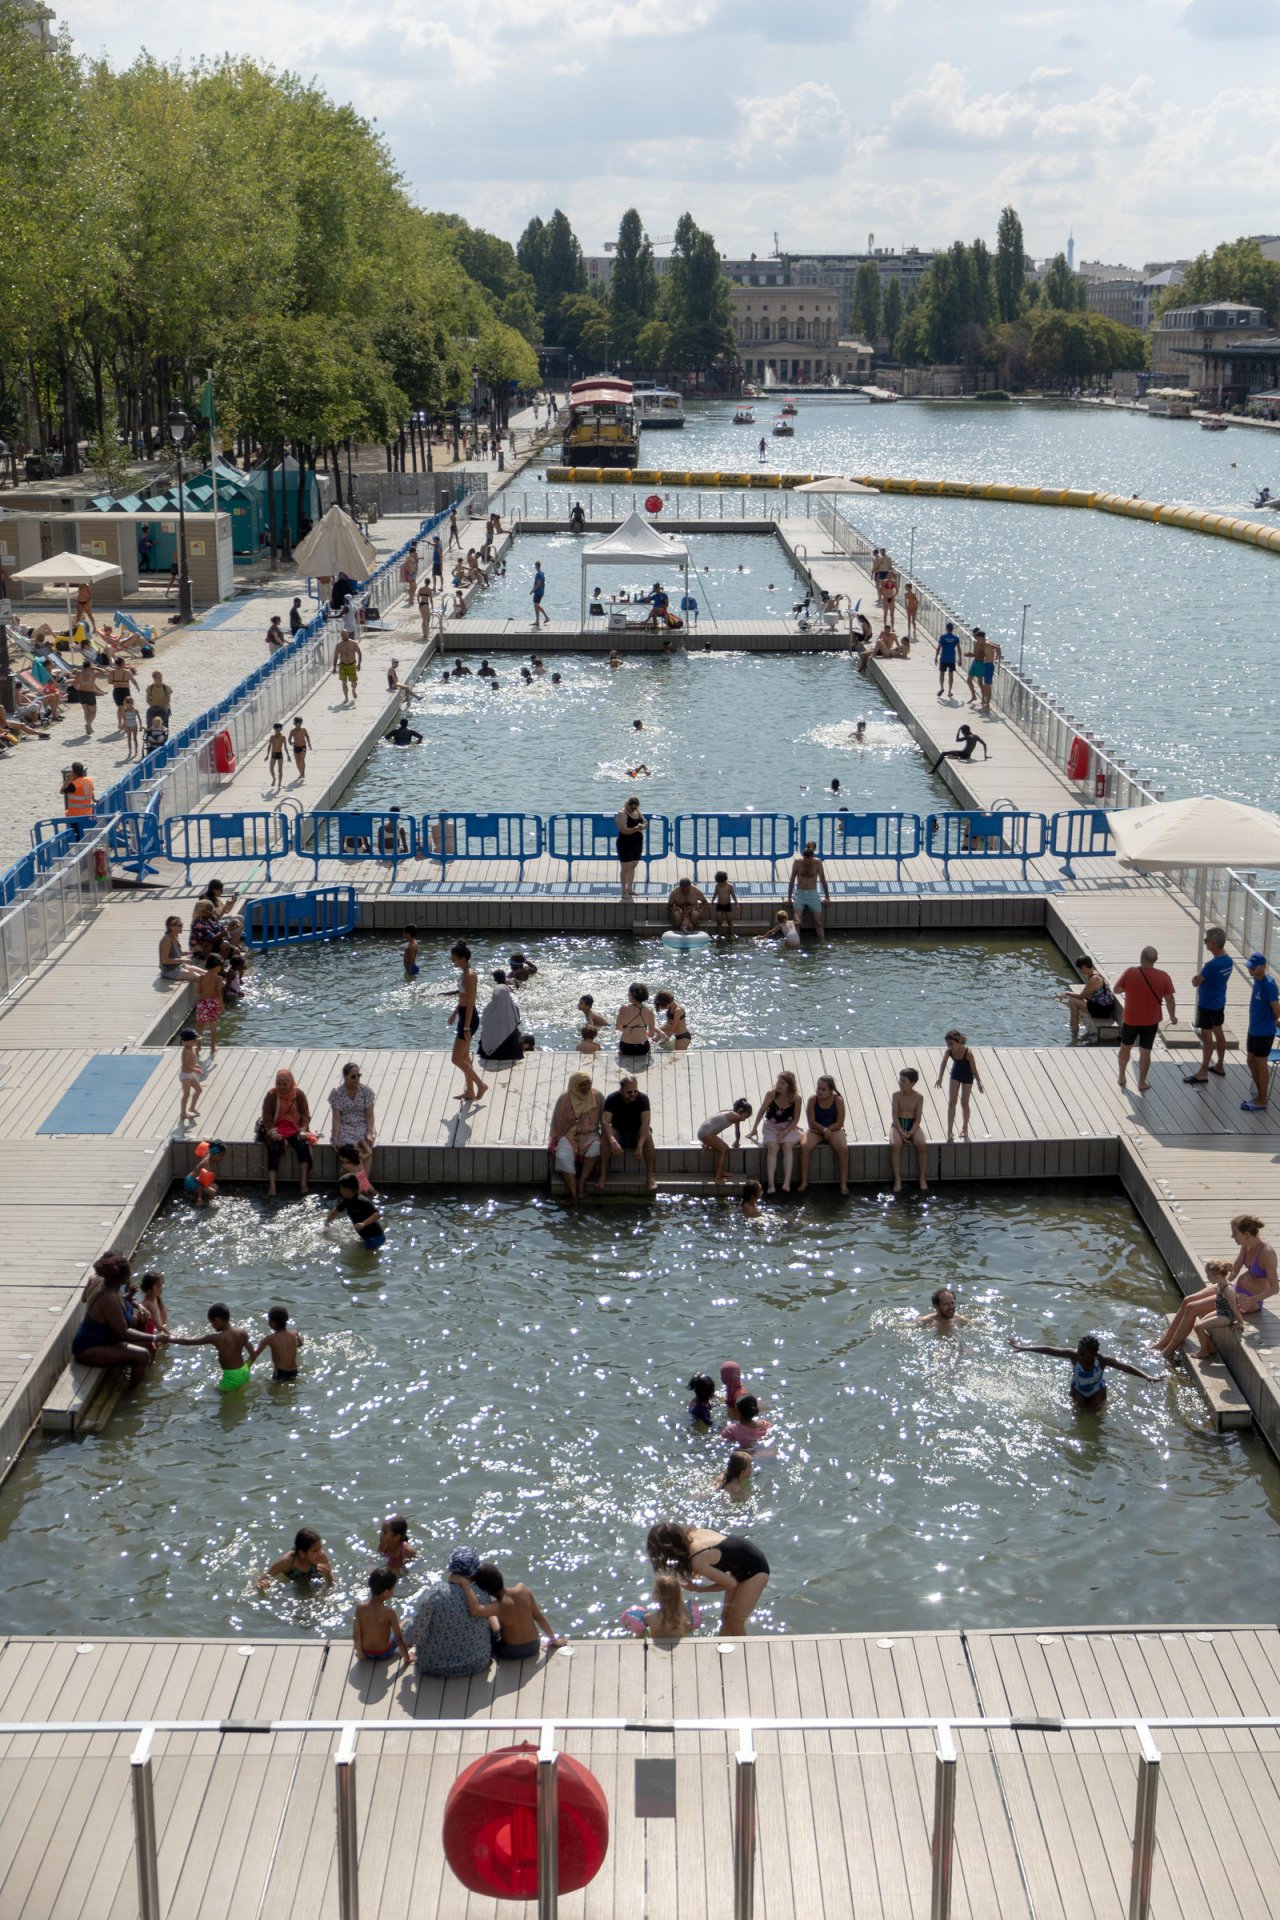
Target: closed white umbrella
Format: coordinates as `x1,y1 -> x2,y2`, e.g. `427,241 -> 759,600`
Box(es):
11,551 -> 123,637
1108,795 -> 1280,946
292,504 -> 377,579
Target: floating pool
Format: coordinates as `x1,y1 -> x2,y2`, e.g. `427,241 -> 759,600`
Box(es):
459,529 -> 808,625
6,1187 -> 1276,1639
341,652 -> 942,819
219,931 -> 1075,1053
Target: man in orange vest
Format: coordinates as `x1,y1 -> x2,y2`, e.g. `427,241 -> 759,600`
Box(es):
61,762 -> 95,837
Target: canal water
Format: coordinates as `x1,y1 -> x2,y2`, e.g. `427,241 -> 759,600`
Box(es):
6,1186 -> 1277,1640
217,931 -> 1075,1054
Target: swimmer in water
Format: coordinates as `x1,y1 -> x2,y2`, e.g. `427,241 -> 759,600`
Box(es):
627,763 -> 652,778
576,1022 -> 602,1054
377,1514 -> 417,1572
889,1068 -> 927,1193
853,718 -> 867,743
688,1373 -> 716,1429
761,908 -> 801,950
258,1527 -> 334,1590
403,926 -> 419,978
1009,1332 -> 1159,1408
717,1450 -> 754,1501
609,650 -> 621,669
740,1179 -> 763,1219
918,1287 -> 968,1330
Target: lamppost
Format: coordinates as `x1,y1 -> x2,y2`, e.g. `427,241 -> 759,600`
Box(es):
277,392 -> 293,566
165,404 -> 195,623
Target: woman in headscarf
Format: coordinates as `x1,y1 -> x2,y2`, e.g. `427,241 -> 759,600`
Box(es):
547,1071 -> 606,1204
261,1068 -> 313,1197
477,970 -> 526,1065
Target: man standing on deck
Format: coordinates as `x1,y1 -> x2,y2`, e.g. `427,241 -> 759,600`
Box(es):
332,626 -> 363,706
1242,953 -> 1280,1112
1114,945 -> 1177,1094
531,561 -> 549,629
1184,927 -> 1234,1086
431,535 -> 444,588
935,621 -> 964,699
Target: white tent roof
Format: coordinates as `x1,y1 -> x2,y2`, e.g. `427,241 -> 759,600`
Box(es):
1108,795 -> 1280,871
10,552 -> 122,589
291,504 -> 377,578
582,510 -> 689,564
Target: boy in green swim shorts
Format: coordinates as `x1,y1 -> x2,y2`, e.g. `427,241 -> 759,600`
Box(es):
167,1303 -> 254,1391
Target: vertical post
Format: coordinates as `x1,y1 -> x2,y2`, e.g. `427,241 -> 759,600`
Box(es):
335,1724 -> 360,1920
930,1721 -> 957,1920
1128,1725 -> 1161,1920
733,1724 -> 757,1920
537,1725 -> 559,1920
130,1726 -> 162,1920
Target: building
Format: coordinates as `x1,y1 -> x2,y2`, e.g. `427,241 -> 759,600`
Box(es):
728,285 -> 872,384
1252,236 -> 1280,265
1149,301 -> 1280,400
2,0 -> 54,41
1079,260 -> 1140,284
790,249 -> 938,336
1133,265 -> 1187,334
1086,280 -> 1141,326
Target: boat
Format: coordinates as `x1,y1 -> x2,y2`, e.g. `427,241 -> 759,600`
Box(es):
1146,388 -> 1196,419
1201,413 -> 1229,431
862,386 -> 898,404
781,402 -> 797,417
771,416 -> 795,438
561,376 -> 638,468
634,385 -> 685,430
1252,488 -> 1279,510
733,407 -> 756,426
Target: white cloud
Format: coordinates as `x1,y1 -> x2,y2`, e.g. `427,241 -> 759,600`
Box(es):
731,83 -> 850,168
1029,65 -> 1074,87
883,63 -> 1155,151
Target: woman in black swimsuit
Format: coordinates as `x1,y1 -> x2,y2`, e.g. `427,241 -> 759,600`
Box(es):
616,981 -> 655,1060
647,1522 -> 770,1636
447,940 -> 487,1105
615,798 -> 646,900
72,1252 -> 158,1388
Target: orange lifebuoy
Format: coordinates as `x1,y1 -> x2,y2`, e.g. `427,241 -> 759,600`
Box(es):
213,730 -> 236,775
443,1743 -> 609,1899
1066,735 -> 1089,781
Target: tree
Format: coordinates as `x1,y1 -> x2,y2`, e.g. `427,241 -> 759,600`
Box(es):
610,208 -> 658,364
853,260 -> 880,345
662,213 -> 735,379
995,206 -> 1026,324
881,278 -> 903,357
1166,237 -> 1280,323
1041,253 -> 1087,312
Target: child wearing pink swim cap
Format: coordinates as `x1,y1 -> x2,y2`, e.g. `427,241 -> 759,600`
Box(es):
720,1361 -> 743,1412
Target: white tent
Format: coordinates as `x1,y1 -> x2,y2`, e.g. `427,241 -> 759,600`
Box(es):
580,510 -> 691,628
10,551 -> 123,636
292,504 -> 377,581
1108,795 -> 1280,945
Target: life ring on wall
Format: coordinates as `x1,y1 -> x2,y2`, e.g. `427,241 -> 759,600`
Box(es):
442,1744 -> 609,1899
1066,735 -> 1089,781
213,730 -> 236,775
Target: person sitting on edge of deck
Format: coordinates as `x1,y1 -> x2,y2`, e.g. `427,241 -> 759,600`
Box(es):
668,877 -> 709,932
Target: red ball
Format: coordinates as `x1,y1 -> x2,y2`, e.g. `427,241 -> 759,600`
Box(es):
443,1743 -> 609,1899
644,494 -> 664,514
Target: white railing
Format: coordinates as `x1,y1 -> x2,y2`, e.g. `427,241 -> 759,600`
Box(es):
510,487 -> 808,524
0,818 -> 117,1002
5,1705 -> 1263,1920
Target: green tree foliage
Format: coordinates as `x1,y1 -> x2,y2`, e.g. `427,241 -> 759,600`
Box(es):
610,209 -> 658,364
1163,237 -> 1280,323
1027,311 -> 1147,386
1040,253 -> 1087,312
516,209 -> 587,346
995,206 -> 1026,324
853,261 -> 881,345
661,214 -> 735,378
881,278 -> 903,357
0,18 -> 536,477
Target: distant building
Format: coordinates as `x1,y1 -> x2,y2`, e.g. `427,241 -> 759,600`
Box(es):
2,0 -> 55,40
728,285 -> 872,384
584,254 -> 673,292
790,249 -> 938,336
1079,260 -> 1140,284
1149,301 -> 1280,399
1086,280 -> 1142,326
1252,236 -> 1280,265
1133,264 -> 1187,334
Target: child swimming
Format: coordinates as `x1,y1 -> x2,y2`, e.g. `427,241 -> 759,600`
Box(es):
353,1568 -> 409,1662
337,1140 -> 375,1194
740,1180 -> 763,1219
721,1394 -> 771,1449
688,1373 -> 716,1429
378,1514 -> 417,1571
1010,1332 -> 1160,1408
252,1305 -> 302,1381
167,1302 -> 253,1391
183,1138 -> 225,1205
403,927 -> 419,978
717,1450 -> 754,1501
325,1173 -> 386,1248
720,1361 -> 743,1411
259,1527 -> 334,1590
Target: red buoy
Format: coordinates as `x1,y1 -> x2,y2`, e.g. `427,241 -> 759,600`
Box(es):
1065,734 -> 1089,781
213,729 -> 237,775
443,1743 -> 609,1899
644,493 -> 664,514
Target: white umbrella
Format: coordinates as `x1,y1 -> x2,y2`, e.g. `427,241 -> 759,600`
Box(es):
1108,795 -> 1280,946
292,504 -> 377,579
10,551 -> 123,638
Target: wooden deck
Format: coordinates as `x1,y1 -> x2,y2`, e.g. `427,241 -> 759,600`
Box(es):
0,1626 -> 1278,1919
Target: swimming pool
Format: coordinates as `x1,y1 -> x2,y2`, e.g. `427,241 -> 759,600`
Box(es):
340,652 -> 942,819
458,529 -> 808,625
219,930 -> 1075,1053
6,1186 -> 1276,1639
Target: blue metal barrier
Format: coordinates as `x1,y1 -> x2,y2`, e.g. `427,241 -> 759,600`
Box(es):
244,886 -> 358,949
428,812 -> 544,879
300,810 -> 418,879
799,812 -> 922,879
673,813 -> 796,880
1050,808 -> 1114,878
926,810 -> 1047,879
164,812 -> 286,885
548,812 -> 671,882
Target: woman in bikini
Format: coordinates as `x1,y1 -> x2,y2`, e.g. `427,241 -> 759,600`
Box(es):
447,940 -> 487,1104
1155,1213 -> 1278,1358
647,1521 -> 769,1636
615,982 -> 656,1063
653,989 -> 692,1050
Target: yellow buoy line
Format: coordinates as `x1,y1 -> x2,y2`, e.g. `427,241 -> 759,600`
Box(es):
546,468 -> 1280,553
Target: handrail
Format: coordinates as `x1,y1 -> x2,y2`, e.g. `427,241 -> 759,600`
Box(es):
9,1706 -> 1274,1920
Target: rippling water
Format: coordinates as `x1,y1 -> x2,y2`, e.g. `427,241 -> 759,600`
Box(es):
220,931 -> 1074,1053
5,1189 -> 1276,1639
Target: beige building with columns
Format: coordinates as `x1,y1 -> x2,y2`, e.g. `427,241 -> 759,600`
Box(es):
729,285 -> 873,384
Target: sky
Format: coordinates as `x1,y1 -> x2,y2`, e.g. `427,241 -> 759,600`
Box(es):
70,0 -> 1280,266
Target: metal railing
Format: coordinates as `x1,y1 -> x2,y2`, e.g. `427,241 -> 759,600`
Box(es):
509,487 -> 811,524
7,1707 -> 1271,1920
0,817 -> 117,1002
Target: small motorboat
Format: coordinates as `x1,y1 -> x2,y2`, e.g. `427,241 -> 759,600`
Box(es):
1252,488 -> 1276,509
733,407 -> 755,425
781,401 -> 798,416
771,416 -> 795,437
1201,415 -> 1229,431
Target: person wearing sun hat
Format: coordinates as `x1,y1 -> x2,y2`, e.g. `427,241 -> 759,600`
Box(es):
1242,952 -> 1280,1112
406,1546 -> 494,1677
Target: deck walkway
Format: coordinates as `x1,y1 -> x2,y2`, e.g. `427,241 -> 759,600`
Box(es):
1,1625 -> 1278,1919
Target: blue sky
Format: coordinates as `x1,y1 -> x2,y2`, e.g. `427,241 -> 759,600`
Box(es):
72,0 -> 1280,264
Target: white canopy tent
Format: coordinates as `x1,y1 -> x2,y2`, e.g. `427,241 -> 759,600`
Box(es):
579,510 -> 691,628
10,551 -> 123,637
1107,795 -> 1280,945
292,504 -> 377,581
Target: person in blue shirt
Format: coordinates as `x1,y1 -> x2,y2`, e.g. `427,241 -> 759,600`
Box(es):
1242,952 -> 1280,1111
531,561 -> 549,628
934,621 -> 964,698
1185,926 -> 1235,1084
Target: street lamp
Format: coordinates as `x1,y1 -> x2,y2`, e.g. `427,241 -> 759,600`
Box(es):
277,392 -> 293,565
165,404 -> 195,623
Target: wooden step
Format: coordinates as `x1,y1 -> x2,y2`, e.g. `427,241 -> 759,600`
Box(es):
1179,1344 -> 1252,1430
41,1360 -> 108,1434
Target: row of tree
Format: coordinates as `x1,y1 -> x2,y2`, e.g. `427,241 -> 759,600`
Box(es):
0,20 -> 539,490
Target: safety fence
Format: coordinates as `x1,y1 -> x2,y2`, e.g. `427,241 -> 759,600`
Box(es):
508,487 -> 812,525
244,886 -> 358,949
4,1706 -> 1260,1920
0,817 -> 118,1003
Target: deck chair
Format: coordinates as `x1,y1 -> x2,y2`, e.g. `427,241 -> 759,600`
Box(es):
113,609 -> 155,643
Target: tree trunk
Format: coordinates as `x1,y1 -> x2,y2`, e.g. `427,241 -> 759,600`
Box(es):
329,443 -> 344,508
